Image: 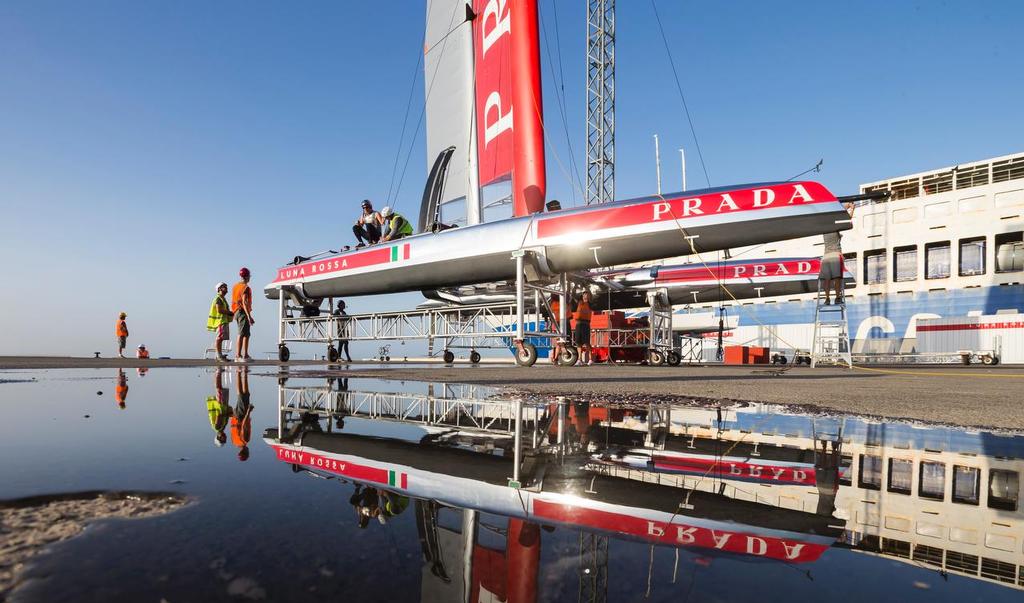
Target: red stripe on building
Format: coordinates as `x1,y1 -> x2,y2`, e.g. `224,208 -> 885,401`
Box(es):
917,321 -> 1024,332
274,247 -> 393,283
532,500 -> 828,562
535,182 -> 834,239
403,243 -> 411,260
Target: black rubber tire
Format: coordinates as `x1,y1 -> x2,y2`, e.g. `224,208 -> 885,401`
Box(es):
278,345 -> 290,363
327,346 -> 339,363
443,350 -> 455,364
557,345 -> 580,366
384,356 -> 390,362
648,349 -> 666,367
779,355 -> 788,365
515,342 -> 538,367
469,351 -> 481,364
667,350 -> 682,366
991,355 -> 1000,366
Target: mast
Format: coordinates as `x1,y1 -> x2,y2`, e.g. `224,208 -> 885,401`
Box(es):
586,0 -> 615,205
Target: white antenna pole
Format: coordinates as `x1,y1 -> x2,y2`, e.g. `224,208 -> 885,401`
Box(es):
679,148 -> 687,192
654,134 -> 662,195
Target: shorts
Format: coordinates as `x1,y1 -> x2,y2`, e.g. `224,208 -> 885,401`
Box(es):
217,323 -> 230,342
819,253 -> 843,281
236,312 -> 251,337
117,336 -> 126,348
574,320 -> 592,347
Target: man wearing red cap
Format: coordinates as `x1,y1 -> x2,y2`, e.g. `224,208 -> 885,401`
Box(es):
232,268 -> 255,362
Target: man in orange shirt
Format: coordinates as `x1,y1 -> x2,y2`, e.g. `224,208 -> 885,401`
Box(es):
232,267 -> 255,362
231,368 -> 253,461
574,291 -> 594,365
115,312 -> 129,358
114,369 -> 129,409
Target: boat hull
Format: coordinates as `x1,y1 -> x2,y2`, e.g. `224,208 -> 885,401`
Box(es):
267,182 -> 850,301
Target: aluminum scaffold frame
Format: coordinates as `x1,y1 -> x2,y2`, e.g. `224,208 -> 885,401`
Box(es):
275,251 -> 577,367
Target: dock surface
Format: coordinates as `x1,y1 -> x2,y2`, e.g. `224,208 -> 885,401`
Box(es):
2,357 -> 1021,430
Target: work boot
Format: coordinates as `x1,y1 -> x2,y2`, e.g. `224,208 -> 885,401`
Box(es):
355,242 -> 366,249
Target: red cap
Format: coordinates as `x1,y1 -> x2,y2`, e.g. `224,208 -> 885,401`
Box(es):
239,267 -> 251,278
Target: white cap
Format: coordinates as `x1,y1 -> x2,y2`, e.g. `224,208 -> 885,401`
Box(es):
380,206 -> 393,217
214,436 -> 224,447
138,344 -> 145,349
216,282 -> 228,291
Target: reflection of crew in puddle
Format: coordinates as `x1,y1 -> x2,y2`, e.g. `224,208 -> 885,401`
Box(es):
136,367 -> 149,377
114,369 -> 129,409
350,484 -> 408,528
206,368 -> 232,446
231,368 -> 254,461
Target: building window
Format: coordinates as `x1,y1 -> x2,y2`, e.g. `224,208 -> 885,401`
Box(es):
956,164 -> 989,189
864,250 -> 886,285
992,156 -> 1024,183
925,241 -> 951,279
893,246 -> 918,282
859,454 -> 882,490
888,459 -> 913,494
952,466 -> 980,505
988,470 -> 1019,511
959,237 -> 986,276
919,461 -> 946,500
995,232 -> 1024,273
838,454 -> 853,486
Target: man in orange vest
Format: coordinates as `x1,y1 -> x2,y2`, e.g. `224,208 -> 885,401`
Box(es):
115,312 -> 129,358
136,344 -> 150,359
574,291 -> 594,365
114,369 -> 129,409
231,368 -> 253,461
232,267 -> 255,362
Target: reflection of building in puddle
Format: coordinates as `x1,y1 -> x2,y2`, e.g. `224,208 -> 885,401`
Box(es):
265,380 -> 1024,595
600,405 -> 1024,590
266,381 -> 845,599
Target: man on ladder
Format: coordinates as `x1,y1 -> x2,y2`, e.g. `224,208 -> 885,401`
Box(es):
812,202 -> 855,368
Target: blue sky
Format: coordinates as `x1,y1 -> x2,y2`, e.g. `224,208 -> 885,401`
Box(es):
1,1 -> 1022,358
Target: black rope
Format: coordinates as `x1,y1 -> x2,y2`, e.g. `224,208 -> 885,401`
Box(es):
541,0 -> 584,206
786,159 -> 824,182
650,0 -> 712,188
384,44 -> 425,206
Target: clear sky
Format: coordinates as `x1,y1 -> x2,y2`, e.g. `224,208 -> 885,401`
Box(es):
1,1 -> 1022,358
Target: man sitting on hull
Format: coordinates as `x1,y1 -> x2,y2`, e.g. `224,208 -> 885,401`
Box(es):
352,199 -> 382,247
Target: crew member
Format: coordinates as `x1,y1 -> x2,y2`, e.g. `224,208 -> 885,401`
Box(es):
231,369 -> 254,462
819,202 -> 856,305
115,312 -> 129,358
207,282 -> 234,362
207,368 -> 231,447
136,344 -> 150,359
114,369 -> 129,409
379,206 -> 413,242
574,291 -> 594,365
232,268 -> 255,362
353,199 -> 382,247
334,300 -> 353,363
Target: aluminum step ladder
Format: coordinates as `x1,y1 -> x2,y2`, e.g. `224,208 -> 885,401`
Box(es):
811,280 -> 852,368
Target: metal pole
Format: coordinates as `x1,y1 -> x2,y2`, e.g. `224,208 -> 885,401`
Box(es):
557,396 -> 566,445
654,134 -> 662,195
461,509 -> 478,603
512,398 -> 524,487
679,148 -> 687,192
278,293 -> 286,345
515,252 -> 526,342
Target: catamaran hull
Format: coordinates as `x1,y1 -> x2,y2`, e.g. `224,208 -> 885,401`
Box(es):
267,182 -> 851,301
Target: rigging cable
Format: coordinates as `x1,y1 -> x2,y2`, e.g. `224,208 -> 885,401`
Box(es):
650,0 -> 712,188
384,40 -> 425,207
392,0 -> 465,210
540,0 -> 584,206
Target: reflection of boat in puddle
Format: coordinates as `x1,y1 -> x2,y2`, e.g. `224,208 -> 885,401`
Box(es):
264,379 -> 1024,594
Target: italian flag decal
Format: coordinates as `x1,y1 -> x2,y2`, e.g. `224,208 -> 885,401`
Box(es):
390,243 -> 411,263
388,470 -> 408,488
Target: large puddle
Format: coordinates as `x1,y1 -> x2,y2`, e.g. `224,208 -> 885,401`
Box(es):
1,368 -> 1022,601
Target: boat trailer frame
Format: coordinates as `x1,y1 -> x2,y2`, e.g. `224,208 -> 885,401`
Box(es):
275,250 -> 676,367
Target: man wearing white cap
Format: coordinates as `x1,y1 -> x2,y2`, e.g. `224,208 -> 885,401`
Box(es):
379,206 -> 413,242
